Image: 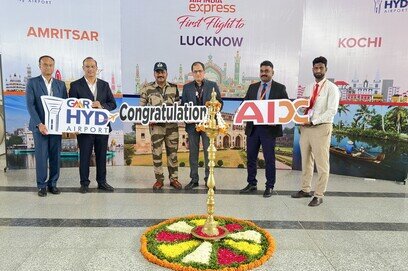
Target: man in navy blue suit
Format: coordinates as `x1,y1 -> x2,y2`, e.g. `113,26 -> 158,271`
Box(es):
26,55 -> 68,197
182,61 -> 223,190
239,60 -> 288,198
69,57 -> 117,193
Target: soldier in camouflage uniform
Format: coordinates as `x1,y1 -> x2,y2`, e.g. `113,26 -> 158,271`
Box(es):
139,62 -> 182,190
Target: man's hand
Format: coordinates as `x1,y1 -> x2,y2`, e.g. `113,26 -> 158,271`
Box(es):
92,101 -> 102,108
38,123 -> 48,135
300,121 -> 313,127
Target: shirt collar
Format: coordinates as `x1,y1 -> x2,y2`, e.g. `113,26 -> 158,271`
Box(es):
153,81 -> 170,88
194,79 -> 205,88
41,75 -> 53,85
85,77 -> 97,85
261,79 -> 272,87
315,78 -> 326,87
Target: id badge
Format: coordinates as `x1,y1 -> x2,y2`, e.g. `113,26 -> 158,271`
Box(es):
307,109 -> 314,118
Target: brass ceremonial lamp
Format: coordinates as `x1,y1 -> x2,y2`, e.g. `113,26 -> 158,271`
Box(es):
191,89 -> 229,240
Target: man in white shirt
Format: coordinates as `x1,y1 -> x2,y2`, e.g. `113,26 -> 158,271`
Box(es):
26,55 -> 68,197
69,57 -> 117,193
292,56 -> 340,206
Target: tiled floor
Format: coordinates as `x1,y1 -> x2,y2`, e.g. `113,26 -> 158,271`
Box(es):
0,156 -> 407,271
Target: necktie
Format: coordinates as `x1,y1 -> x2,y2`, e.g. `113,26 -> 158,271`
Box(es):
305,83 -> 319,114
260,83 -> 267,100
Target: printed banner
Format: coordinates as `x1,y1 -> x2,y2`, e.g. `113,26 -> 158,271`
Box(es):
233,99 -> 309,125
121,0 -> 304,98
293,0 -> 408,182
1,0 -> 124,169
119,102 -> 208,125
41,96 -> 118,135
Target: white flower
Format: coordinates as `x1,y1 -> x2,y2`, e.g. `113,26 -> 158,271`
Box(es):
181,241 -> 212,265
166,221 -> 194,234
227,230 -> 262,244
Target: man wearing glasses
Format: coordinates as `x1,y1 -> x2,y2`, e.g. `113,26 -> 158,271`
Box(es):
182,61 -> 223,190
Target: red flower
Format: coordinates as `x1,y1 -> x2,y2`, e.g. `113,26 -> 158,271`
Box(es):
225,223 -> 243,232
193,226 -> 227,238
156,231 -> 192,242
217,248 -> 247,265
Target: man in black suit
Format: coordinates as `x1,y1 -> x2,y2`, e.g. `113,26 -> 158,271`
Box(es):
182,61 -> 223,190
69,57 -> 117,193
239,60 -> 288,198
26,55 -> 68,197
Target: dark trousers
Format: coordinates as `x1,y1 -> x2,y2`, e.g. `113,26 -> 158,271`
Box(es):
33,131 -> 62,189
246,126 -> 276,189
188,130 -> 210,183
77,134 -> 109,186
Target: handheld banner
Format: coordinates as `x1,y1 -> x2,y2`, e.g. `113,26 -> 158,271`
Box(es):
233,99 -> 310,125
41,96 -> 118,135
119,102 -> 208,125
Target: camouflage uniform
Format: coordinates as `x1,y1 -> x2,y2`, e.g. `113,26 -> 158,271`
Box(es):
140,81 -> 179,182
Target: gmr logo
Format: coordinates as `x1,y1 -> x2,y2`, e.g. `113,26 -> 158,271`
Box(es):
374,0 -> 408,14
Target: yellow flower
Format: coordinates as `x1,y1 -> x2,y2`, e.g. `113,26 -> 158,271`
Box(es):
224,239 -> 262,256
158,240 -> 201,259
190,219 -> 206,226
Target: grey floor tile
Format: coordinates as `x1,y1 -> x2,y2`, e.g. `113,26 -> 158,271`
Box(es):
306,230 -> 369,251
38,227 -> 142,250
0,227 -> 61,248
84,248 -> 168,271
380,250 -> 408,271
322,250 -> 393,271
264,249 -> 336,271
356,231 -> 408,251
267,229 -> 320,250
16,248 -> 93,271
0,247 -> 35,271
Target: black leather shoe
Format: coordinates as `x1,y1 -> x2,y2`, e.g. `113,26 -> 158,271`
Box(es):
291,190 -> 312,198
239,184 -> 257,194
48,187 -> 61,195
185,181 -> 199,190
263,188 -> 272,198
38,188 -> 47,197
80,185 -> 89,194
98,182 -> 114,192
308,197 -> 323,207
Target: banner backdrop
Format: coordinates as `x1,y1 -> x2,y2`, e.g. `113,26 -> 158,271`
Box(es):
0,0 -> 124,169
1,0 -> 406,181
0,54 -> 4,155
121,0 -> 304,98
292,0 -> 408,182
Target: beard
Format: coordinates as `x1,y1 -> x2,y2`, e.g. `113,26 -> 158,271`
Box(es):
314,73 -> 324,80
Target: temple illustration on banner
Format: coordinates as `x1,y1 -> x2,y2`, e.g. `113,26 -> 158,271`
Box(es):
135,51 -> 259,98
297,71 -> 408,103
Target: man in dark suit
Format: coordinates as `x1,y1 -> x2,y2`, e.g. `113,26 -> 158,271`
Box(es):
69,57 -> 117,193
182,61 -> 223,190
26,55 -> 68,197
239,60 -> 288,198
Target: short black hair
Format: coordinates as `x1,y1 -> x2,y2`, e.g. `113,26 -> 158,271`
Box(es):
38,55 -> 55,64
313,56 -> 327,67
260,60 -> 273,69
83,57 -> 98,66
191,61 -> 205,71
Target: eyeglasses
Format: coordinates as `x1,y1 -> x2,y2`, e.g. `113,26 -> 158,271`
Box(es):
192,70 -> 204,74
